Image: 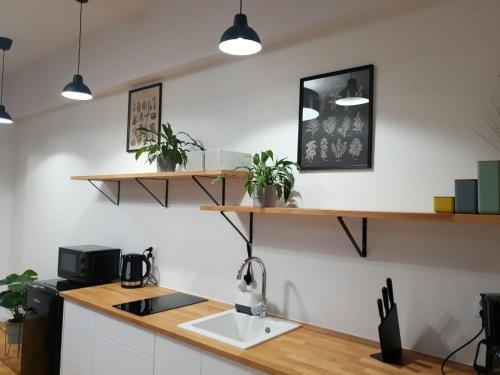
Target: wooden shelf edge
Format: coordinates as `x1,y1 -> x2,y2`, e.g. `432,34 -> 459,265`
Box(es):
200,205 -> 500,224
71,169 -> 248,181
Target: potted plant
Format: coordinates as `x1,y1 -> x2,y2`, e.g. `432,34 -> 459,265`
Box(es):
240,150 -> 299,207
135,123 -> 204,172
0,269 -> 38,344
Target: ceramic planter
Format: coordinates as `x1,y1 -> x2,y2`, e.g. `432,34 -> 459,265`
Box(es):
253,185 -> 278,208
6,321 -> 23,345
157,157 -> 176,172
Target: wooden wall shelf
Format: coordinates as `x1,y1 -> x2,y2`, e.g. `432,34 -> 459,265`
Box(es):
200,205 -> 500,224
71,170 -> 247,181
71,170 -> 246,207
200,205 -> 500,258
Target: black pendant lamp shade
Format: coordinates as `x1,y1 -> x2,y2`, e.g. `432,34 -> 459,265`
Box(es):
0,37 -> 13,124
219,0 -> 262,56
302,88 -> 320,121
62,0 -> 92,101
62,74 -> 92,100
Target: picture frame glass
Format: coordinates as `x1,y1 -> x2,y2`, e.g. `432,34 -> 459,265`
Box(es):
127,83 -> 162,152
298,65 -> 373,170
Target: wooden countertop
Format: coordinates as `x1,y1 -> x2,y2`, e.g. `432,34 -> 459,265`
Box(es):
60,283 -> 472,375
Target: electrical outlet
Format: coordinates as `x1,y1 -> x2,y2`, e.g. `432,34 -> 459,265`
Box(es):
473,294 -> 483,319
150,246 -> 157,266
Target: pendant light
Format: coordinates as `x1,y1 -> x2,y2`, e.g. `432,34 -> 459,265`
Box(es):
219,0 -> 262,56
335,74 -> 369,107
62,0 -> 92,101
0,37 -> 13,125
302,88 -> 320,121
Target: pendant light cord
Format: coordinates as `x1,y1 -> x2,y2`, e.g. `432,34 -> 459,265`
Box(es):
239,0 -> 242,13
1,50 -> 4,105
77,1 -> 83,75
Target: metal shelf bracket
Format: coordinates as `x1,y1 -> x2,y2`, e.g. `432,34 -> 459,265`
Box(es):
88,180 -> 121,206
191,175 -> 226,206
135,178 -> 169,207
192,175 -> 254,267
337,217 -> 367,257
219,211 -> 253,258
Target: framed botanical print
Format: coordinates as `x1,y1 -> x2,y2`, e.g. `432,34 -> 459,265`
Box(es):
127,83 -> 162,152
297,65 -> 374,170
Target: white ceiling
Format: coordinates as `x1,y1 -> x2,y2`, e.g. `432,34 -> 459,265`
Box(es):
0,0 -> 156,75
0,0 -> 437,77
2,0 -> 445,119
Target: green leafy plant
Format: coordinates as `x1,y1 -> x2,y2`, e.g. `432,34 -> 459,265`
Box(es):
237,150 -> 299,201
135,123 -> 204,167
0,270 -> 38,323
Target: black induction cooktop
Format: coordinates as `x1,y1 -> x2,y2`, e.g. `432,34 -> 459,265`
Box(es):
113,293 -> 208,317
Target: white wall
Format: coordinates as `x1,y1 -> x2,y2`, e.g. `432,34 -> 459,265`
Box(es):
0,126 -> 16,278
6,0 -> 500,364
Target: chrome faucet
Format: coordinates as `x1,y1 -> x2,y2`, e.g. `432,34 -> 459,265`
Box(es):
236,257 -> 267,318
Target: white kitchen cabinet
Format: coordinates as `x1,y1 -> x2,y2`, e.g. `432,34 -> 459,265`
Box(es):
93,334 -> 154,375
61,302 -> 265,375
60,301 -> 96,375
154,334 -> 202,375
95,310 -> 155,358
201,351 -> 261,375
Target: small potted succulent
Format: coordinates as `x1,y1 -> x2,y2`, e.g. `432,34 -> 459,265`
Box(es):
135,123 -> 204,172
0,269 -> 38,344
240,150 -> 299,207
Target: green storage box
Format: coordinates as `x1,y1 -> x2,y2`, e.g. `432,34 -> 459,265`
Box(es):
455,179 -> 478,214
478,161 -> 500,214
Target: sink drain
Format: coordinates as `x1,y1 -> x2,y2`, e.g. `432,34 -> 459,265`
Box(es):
265,327 -> 271,333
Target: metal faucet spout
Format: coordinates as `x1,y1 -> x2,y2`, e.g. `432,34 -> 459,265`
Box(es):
236,256 -> 267,318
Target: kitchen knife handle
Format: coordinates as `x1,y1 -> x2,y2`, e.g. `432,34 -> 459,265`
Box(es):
386,278 -> 394,307
377,298 -> 384,321
382,287 -> 390,315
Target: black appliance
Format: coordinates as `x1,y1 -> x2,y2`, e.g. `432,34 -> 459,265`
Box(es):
58,245 -> 121,284
20,279 -> 89,375
121,252 -> 151,288
474,294 -> 500,374
113,293 -> 207,316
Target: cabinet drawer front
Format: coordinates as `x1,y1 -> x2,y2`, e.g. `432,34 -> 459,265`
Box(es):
201,352 -> 261,375
154,334 -> 202,375
60,301 -> 96,375
95,312 -> 155,358
93,335 -> 154,375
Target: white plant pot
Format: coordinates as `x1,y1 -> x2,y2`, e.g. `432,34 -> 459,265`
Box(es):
6,321 -> 23,345
253,185 -> 278,208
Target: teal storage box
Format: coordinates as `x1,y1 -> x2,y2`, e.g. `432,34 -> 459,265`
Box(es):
478,161 -> 500,214
455,179 -> 478,214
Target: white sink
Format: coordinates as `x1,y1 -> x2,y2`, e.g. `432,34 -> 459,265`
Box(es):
178,309 -> 300,349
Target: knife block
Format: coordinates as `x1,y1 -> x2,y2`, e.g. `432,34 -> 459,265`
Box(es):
371,303 -> 403,365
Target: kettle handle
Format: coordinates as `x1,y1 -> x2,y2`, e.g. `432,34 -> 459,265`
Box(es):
473,339 -> 487,374
142,254 -> 152,282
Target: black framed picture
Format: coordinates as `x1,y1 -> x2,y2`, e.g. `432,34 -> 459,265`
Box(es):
297,65 -> 374,170
127,83 -> 162,152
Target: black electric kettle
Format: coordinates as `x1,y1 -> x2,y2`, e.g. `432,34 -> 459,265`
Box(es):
121,253 -> 151,288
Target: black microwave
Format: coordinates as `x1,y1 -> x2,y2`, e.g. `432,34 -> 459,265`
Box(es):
58,245 -> 121,284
